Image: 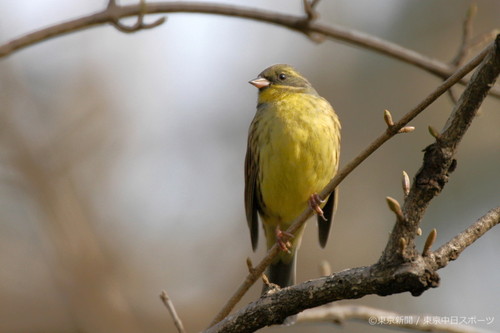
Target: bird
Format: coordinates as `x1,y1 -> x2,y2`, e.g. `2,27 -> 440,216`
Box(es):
245,64 -> 341,291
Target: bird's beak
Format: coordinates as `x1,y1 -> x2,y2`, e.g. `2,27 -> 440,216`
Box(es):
249,77 -> 270,89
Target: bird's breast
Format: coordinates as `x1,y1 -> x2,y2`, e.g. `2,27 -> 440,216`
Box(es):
255,95 -> 339,225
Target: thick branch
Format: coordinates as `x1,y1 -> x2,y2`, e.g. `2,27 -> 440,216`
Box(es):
205,263 -> 425,333
205,207 -> 499,332
0,2 -> 499,97
380,34 -> 500,264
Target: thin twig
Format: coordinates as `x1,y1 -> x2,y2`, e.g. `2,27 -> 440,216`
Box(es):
317,39 -> 491,202
208,245 -> 281,327
303,0 -> 318,21
207,37 -> 492,329
300,0 -> 324,42
0,2 -> 498,98
448,4 -> 477,103
469,29 -> 500,51
451,3 -> 477,67
160,291 -> 186,333
430,206 -> 500,270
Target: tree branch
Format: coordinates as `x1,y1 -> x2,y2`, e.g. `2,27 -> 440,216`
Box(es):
107,0 -> 167,33
204,34 -> 500,333
380,34 -> 500,264
0,1 -> 499,98
430,206 -> 500,270
205,207 -> 500,333
160,290 -> 186,333
297,304 -> 479,333
451,3 -> 477,67
448,3 -> 477,103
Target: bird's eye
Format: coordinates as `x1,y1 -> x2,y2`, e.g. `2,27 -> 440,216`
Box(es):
278,73 -> 287,80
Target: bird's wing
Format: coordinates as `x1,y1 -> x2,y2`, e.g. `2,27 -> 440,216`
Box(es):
244,138 -> 260,251
318,188 -> 338,248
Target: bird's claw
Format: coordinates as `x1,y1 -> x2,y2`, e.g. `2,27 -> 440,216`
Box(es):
309,193 -> 327,221
275,226 -> 293,253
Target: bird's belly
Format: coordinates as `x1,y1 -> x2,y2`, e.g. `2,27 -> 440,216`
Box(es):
259,124 -> 334,227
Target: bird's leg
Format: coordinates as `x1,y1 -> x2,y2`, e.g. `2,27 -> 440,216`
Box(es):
275,225 -> 293,253
309,193 -> 327,221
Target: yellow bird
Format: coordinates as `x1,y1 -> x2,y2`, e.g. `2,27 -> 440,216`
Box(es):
245,64 -> 341,290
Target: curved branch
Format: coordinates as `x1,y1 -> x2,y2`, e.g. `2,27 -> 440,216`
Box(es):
0,2 -> 499,97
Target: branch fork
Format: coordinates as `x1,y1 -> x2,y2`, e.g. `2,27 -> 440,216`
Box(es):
107,0 -> 166,33
303,0 -> 321,22
298,0 -> 325,43
380,34 -> 500,267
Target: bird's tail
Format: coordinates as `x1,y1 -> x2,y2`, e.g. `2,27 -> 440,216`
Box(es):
262,252 -> 296,293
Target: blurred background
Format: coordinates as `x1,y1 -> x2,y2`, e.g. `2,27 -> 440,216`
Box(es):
0,0 -> 499,332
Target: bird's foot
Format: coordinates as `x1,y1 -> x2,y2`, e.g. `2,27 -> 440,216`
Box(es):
275,226 -> 293,253
309,193 -> 327,221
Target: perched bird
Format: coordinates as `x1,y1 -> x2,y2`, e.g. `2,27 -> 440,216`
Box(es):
245,64 -> 341,290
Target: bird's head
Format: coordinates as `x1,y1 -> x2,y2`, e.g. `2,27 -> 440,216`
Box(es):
249,64 -> 316,94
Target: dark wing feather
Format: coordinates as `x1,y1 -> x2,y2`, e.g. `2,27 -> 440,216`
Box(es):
244,141 -> 259,251
318,188 -> 338,248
